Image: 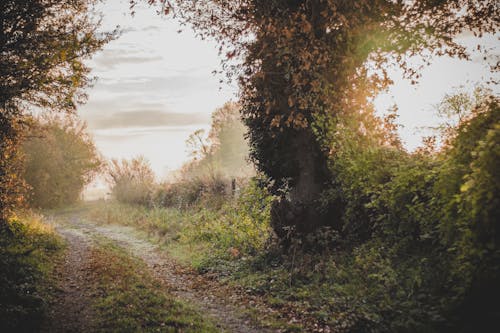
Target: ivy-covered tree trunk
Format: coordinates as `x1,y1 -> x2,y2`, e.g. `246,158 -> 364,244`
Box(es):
269,128 -> 343,237
143,0 -> 499,239
267,129 -> 325,236
242,0 -> 345,238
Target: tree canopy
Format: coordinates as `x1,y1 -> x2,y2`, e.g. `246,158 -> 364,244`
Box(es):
0,0 -> 111,224
22,115 -> 101,208
183,102 -> 253,180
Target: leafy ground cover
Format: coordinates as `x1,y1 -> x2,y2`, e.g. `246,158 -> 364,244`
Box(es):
0,211 -> 63,332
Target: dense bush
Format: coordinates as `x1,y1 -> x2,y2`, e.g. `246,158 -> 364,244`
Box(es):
180,178 -> 273,259
22,115 -> 101,208
312,94 -> 500,331
0,114 -> 25,227
153,175 -> 242,210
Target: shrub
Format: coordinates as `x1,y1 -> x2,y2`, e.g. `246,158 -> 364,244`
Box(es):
325,94 -> 500,330
180,178 -> 273,263
153,174 -> 241,209
107,156 -> 155,206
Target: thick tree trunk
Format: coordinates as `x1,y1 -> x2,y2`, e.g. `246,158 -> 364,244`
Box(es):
270,129 -> 343,238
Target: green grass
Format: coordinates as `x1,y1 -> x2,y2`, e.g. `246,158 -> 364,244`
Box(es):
83,200 -> 185,243
81,193 -> 271,269
79,200 -> 319,330
0,211 -> 64,332
81,198 -> 431,331
88,239 -> 219,333
77,200 -> 439,332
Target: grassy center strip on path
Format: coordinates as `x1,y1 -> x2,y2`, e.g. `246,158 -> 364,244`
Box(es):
88,239 -> 219,332
43,213 -> 219,333
47,207 -> 277,333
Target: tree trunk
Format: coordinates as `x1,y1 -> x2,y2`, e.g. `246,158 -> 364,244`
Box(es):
270,129 -> 343,239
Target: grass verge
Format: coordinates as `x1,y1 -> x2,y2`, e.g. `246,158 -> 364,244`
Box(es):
0,211 -> 63,332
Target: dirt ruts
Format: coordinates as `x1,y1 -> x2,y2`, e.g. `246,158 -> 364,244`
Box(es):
42,212 -> 276,333
40,227 -> 97,333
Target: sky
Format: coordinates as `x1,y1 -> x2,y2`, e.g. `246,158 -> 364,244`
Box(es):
80,0 -> 499,180
80,0 -> 237,179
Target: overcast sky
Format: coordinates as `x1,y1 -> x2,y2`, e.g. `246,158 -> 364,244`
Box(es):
80,0 -> 236,178
80,0 -> 499,179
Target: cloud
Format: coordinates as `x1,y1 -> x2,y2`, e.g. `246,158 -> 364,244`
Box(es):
86,110 -> 210,130
92,125 -> 206,142
90,74 -> 214,100
98,76 -> 205,93
92,49 -> 163,70
142,25 -> 160,32
118,26 -> 138,34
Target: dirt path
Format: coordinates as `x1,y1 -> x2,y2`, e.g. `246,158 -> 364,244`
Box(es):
40,227 -> 97,333
44,212 -> 275,333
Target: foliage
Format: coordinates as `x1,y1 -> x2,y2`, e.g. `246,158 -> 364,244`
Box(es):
0,0 -> 111,226
86,177 -> 273,270
22,115 -> 101,208
90,92 -> 500,331
2,0 -> 494,330
0,211 -> 63,332
204,101 -> 253,178
180,178 -> 273,263
107,156 -> 156,206
0,115 -> 25,228
434,97 -> 500,329
155,102 -> 254,210
209,102 -> 251,173
318,94 -> 500,330
433,85 -> 493,146
154,175 -> 229,209
142,0 -> 499,235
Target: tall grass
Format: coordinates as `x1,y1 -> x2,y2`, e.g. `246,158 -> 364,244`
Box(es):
85,179 -> 273,267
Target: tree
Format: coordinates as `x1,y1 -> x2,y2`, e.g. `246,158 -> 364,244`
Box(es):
209,102 -> 254,177
183,102 -> 253,180
141,0 -> 498,237
22,115 -> 101,208
107,157 -> 156,205
434,85 -> 493,145
0,0 -> 111,225
185,129 -> 216,180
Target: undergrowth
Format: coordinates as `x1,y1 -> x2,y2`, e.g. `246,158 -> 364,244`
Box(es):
0,211 -> 63,332
82,99 -> 499,332
84,179 -> 272,267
